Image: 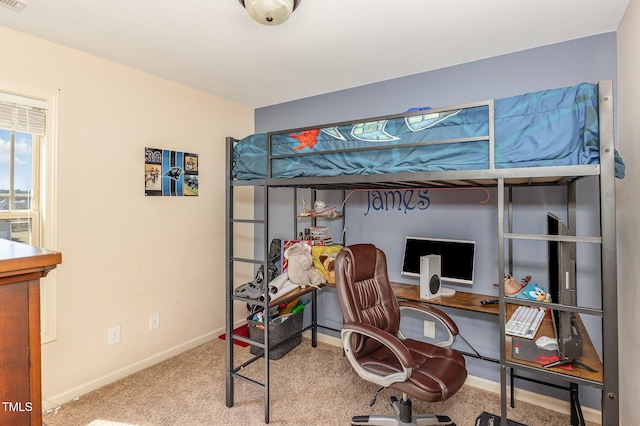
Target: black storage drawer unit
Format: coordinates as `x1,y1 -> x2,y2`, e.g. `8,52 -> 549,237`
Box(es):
248,310 -> 303,360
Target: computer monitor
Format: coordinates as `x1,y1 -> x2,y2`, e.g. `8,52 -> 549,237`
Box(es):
546,212 -> 586,368
401,236 -> 475,286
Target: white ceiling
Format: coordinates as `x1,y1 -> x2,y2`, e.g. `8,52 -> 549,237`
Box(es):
0,0 -> 630,108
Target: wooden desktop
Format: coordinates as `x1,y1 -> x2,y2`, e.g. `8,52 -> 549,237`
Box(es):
389,281 -> 603,384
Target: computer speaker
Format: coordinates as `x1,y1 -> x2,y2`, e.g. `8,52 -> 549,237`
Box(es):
420,254 -> 441,300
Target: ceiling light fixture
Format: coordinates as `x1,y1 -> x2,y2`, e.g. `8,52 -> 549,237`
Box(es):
238,0 -> 302,26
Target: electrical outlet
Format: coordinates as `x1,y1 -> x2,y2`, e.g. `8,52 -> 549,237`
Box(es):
108,325 -> 121,345
423,320 -> 435,339
150,313 -> 160,330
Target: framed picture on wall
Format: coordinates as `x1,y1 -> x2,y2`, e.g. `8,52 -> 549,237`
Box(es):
145,147 -> 198,196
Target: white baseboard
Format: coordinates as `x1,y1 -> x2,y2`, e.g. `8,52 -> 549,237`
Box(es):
464,375 -> 601,425
42,324 -> 237,413
305,332 -> 602,425
303,329 -> 341,347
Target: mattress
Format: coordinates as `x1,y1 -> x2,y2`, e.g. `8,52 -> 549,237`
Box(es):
232,83 -> 625,180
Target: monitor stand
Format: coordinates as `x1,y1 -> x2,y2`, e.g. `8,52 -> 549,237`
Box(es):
440,288 -> 456,297
543,317 -> 596,372
543,358 -> 597,372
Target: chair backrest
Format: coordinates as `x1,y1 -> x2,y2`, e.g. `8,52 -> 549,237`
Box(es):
335,244 -> 401,358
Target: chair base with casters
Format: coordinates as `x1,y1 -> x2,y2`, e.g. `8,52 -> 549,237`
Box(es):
350,394 -> 456,426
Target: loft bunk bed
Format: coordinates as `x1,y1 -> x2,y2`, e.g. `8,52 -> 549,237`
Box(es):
225,80 -> 621,425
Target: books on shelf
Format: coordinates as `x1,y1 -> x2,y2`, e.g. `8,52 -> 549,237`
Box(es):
307,226 -> 333,245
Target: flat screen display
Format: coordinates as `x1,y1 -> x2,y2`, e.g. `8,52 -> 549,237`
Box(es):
401,236 -> 476,285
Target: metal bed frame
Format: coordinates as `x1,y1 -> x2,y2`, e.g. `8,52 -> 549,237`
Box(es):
225,80 -> 619,425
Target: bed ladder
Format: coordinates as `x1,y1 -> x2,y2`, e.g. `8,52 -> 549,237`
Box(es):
225,137 -> 276,424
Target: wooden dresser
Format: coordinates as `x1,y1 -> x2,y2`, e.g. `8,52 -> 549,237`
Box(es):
0,239 -> 61,426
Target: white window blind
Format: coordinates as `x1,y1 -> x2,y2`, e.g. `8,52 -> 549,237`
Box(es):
0,92 -> 47,136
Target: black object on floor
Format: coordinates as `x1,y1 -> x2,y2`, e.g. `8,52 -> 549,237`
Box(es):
475,411 -> 528,426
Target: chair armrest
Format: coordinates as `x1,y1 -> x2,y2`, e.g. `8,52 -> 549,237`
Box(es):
398,300 -> 459,347
341,322 -> 413,388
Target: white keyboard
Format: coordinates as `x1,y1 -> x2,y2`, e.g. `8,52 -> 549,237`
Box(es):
505,306 -> 546,339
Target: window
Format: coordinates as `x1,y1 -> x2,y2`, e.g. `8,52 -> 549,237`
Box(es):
0,87 -> 58,343
0,93 -> 45,244
0,129 -> 41,244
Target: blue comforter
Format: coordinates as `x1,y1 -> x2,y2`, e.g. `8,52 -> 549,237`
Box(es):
233,83 -> 625,180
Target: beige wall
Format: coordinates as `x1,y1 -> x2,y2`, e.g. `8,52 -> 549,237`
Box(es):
0,25 -> 254,408
616,1 -> 640,424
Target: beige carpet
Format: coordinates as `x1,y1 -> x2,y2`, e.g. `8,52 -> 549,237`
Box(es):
43,338 -> 595,426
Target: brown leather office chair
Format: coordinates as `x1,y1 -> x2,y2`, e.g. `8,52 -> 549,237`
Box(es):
335,244 -> 467,426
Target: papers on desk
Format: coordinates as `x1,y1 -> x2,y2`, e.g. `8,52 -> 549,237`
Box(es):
257,273 -> 299,303
268,273 -> 299,297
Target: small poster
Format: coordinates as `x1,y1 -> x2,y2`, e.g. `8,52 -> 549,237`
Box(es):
145,147 -> 198,196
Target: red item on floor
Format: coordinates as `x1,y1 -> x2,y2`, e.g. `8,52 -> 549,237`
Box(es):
218,324 -> 250,347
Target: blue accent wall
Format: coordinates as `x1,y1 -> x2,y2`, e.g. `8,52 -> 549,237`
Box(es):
252,33 -> 617,410
255,34 -> 616,132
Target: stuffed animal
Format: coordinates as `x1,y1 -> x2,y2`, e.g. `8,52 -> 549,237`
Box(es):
284,243 -> 324,288
504,274 -> 527,295
311,245 -> 343,284
493,274 -> 532,295
319,254 -> 336,284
